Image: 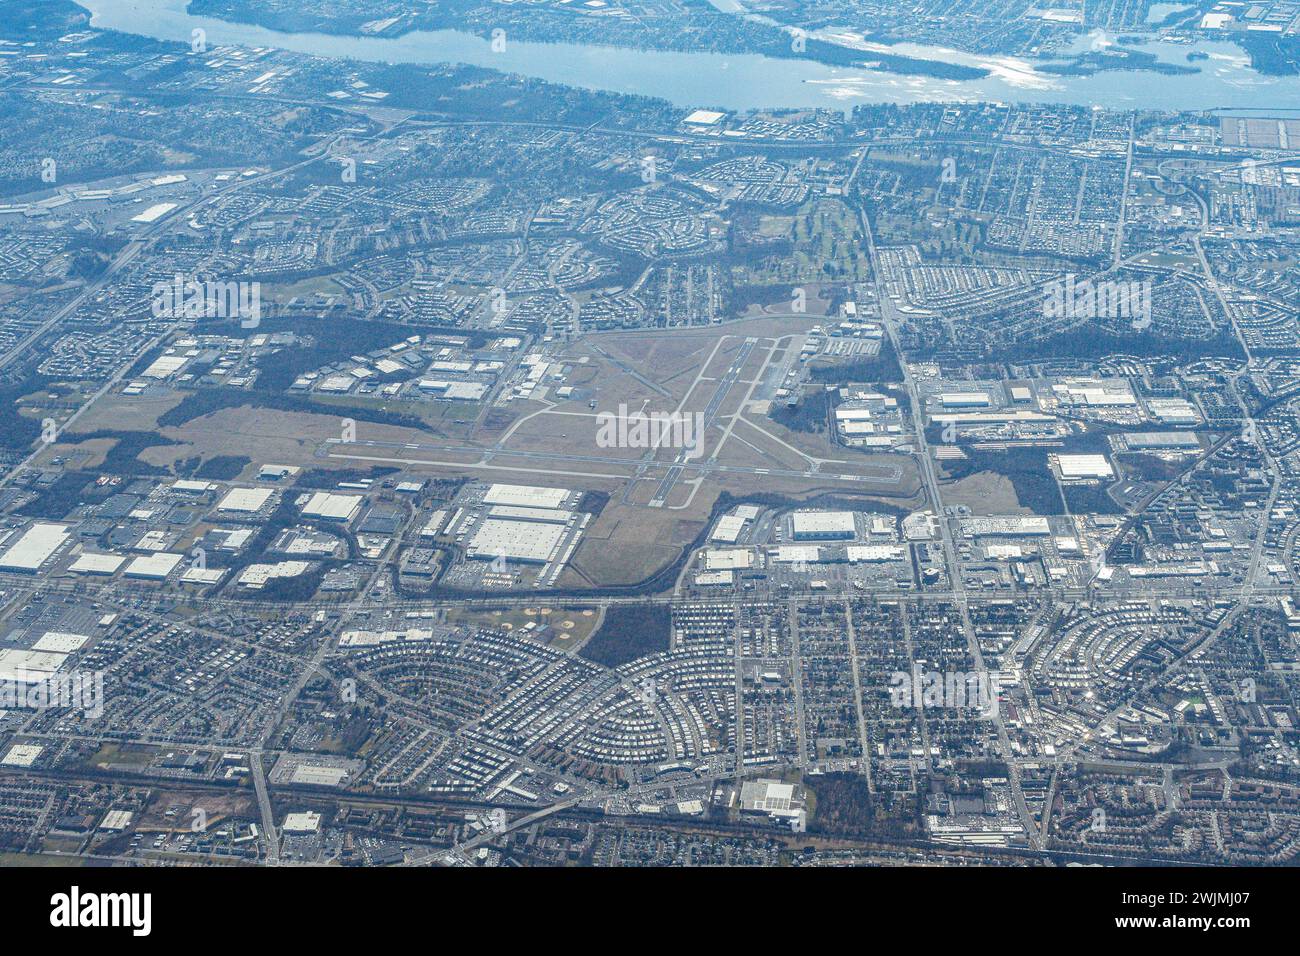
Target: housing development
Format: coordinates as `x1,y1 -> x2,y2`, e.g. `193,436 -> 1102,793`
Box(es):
0,0 -> 1298,882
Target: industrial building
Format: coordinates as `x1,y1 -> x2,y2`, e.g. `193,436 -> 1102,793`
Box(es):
301,492 -> 363,522
467,519 -> 567,564
791,511 -> 856,541
69,553 -> 127,575
0,648 -> 68,683
124,553 -> 183,580
0,522 -> 70,572
282,811 -> 322,834
1057,454 -> 1115,480
238,561 -> 311,590
847,545 -> 906,562
774,545 -> 823,564
488,505 -> 574,524
482,483 -> 571,510
704,548 -> 753,571
217,487 -> 274,513
939,391 -> 991,408
711,514 -> 748,543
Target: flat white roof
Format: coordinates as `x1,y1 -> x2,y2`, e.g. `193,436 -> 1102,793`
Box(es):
1058,454 -> 1114,479
711,514 -> 747,543
774,545 -> 822,563
171,479 -> 214,493
468,519 -> 567,564
961,516 -> 1052,536
143,354 -> 187,379
0,523 -> 69,571
791,511 -> 856,536
488,505 -> 573,524
69,552 -> 126,575
180,566 -> 225,584
302,491 -> 363,521
940,391 -> 991,406
483,483 -> 570,509
684,109 -> 725,125
846,545 -> 905,562
131,202 -> 178,223
704,548 -> 752,570
282,810 -> 322,833
124,552 -> 183,579
100,810 -> 135,831
32,632 -> 88,653
238,561 -> 309,588
217,487 -> 274,512
0,649 -> 68,683
0,744 -> 42,767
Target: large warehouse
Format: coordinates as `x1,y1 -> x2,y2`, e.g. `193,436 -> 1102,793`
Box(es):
482,483 -> 571,510
301,492 -> 363,522
0,523 -> 70,572
791,511 -> 857,541
1057,454 -> 1114,480
468,518 -> 567,564
217,487 -> 274,513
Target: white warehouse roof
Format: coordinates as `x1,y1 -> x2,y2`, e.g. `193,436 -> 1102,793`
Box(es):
468,519 -> 566,564
791,511 -> 856,538
483,483 -> 570,509
69,553 -> 126,575
301,492 -> 363,522
124,552 -> 184,579
0,523 -> 69,572
704,548 -> 752,571
217,487 -> 274,512
1058,454 -> 1114,479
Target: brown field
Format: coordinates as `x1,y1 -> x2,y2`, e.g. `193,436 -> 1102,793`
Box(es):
67,391 -> 185,434
939,470 -> 1025,514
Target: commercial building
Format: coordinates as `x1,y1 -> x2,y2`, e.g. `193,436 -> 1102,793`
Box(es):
217,487 -> 274,513
0,649 -> 67,683
32,632 -> 88,653
124,553 -> 183,580
939,392 -> 991,408
1123,431 -> 1199,450
0,744 -> 42,767
171,480 -> 215,494
467,519 -> 566,564
1057,454 -> 1114,480
482,483 -> 571,509
791,511 -> 856,541
774,545 -> 823,564
846,545 -> 906,562
488,505 -> 574,524
711,514 -> 747,544
1147,399 -> 1201,425
282,811 -> 322,834
238,561 -> 310,590
704,548 -> 753,571
738,779 -> 807,830
0,523 -> 70,572
68,552 -> 126,575
301,492 -> 363,522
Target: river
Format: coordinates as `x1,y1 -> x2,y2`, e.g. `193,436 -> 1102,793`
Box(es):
74,0 -> 1300,113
